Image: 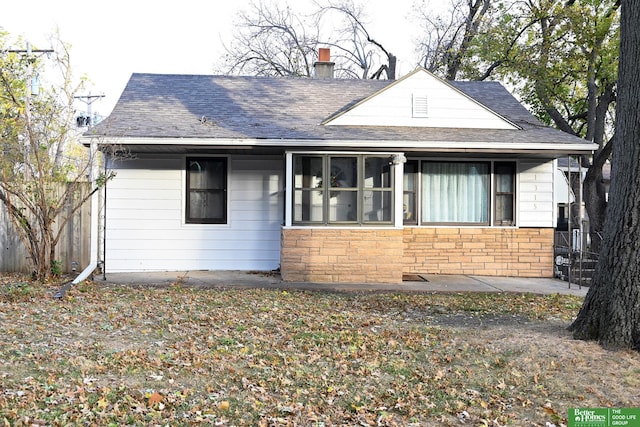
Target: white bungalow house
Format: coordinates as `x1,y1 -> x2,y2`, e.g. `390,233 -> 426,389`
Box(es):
82,59 -> 596,285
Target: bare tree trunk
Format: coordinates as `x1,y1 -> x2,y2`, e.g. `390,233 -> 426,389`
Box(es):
583,139 -> 613,253
387,54 -> 396,80
583,80 -> 616,253
570,1 -> 640,350
444,0 -> 491,80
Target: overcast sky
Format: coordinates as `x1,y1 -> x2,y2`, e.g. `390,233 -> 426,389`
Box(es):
3,0 -> 424,117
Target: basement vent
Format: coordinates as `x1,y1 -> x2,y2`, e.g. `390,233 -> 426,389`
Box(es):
402,273 -> 429,282
412,94 -> 428,118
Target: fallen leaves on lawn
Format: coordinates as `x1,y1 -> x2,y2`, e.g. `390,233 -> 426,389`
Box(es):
0,275 -> 638,426
147,391 -> 163,407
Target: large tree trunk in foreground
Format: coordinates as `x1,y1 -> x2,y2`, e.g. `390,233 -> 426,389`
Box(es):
570,0 -> 640,350
583,141 -> 613,254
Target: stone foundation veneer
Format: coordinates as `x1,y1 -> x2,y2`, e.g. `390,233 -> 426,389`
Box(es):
281,228 -> 404,284
403,227 -> 555,278
280,227 -> 555,284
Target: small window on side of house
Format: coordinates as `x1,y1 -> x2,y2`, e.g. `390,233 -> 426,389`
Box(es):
186,157 -> 227,224
412,94 -> 428,118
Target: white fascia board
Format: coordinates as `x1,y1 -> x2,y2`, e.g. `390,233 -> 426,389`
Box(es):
88,136 -> 597,154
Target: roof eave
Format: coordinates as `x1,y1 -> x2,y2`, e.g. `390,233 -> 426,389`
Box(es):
83,136 -> 597,155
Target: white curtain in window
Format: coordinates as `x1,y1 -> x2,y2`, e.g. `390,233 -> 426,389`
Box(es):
422,162 -> 489,223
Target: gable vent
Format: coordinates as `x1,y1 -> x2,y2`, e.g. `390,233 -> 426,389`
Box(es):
412,94 -> 428,118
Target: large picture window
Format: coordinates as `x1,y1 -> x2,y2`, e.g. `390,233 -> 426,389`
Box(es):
293,154 -> 393,225
186,157 -> 227,224
404,160 -> 516,226
422,162 -> 490,224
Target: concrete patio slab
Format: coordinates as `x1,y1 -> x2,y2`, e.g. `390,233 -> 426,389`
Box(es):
90,270 -> 588,297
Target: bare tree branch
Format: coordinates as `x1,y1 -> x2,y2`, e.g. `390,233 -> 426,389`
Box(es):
219,0 -> 397,79
0,33 -> 113,280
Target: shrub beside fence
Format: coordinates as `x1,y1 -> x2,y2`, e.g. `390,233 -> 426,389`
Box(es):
0,183 -> 91,274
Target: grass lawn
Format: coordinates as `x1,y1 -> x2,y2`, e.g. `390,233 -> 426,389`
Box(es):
1,274 -> 638,426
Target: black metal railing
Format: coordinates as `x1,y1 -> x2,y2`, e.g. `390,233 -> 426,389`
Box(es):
554,240 -> 599,288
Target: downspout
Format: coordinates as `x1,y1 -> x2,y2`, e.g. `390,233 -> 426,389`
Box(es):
102,154 -> 107,280
54,139 -> 100,299
73,138 -> 100,284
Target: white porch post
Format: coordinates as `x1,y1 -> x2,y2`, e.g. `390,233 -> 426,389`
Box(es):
393,153 -> 406,228
284,152 -> 293,227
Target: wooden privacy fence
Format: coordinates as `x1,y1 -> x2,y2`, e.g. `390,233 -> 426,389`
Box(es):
0,183 -> 92,274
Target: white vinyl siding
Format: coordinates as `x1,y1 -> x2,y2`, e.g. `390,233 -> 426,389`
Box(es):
325,71 -> 517,129
518,160 -> 555,227
105,154 -> 283,272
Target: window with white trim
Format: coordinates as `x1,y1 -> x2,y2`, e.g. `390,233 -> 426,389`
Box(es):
293,154 -> 393,225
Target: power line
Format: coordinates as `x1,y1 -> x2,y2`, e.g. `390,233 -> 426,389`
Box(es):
74,94 -> 105,127
3,42 -> 55,179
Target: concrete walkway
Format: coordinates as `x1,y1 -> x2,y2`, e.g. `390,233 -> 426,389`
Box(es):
93,270 -> 588,297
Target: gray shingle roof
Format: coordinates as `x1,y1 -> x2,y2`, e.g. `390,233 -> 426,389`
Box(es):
90,72 -> 592,149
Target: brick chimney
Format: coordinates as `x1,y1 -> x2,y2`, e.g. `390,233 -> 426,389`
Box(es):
314,48 -> 335,79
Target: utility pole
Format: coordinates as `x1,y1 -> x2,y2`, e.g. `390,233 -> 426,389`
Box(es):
74,93 -> 105,127
7,42 -> 54,179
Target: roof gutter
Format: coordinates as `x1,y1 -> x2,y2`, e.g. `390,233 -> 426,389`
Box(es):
83,136 -> 598,154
